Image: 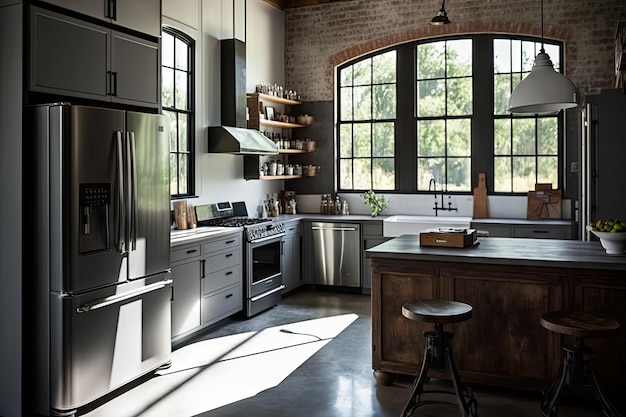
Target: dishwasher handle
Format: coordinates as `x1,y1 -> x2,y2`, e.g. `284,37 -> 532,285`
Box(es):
311,226 -> 358,232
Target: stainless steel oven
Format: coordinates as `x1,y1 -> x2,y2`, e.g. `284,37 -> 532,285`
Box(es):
196,201 -> 285,317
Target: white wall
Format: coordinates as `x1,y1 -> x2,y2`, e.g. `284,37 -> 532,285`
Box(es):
164,0 -> 286,218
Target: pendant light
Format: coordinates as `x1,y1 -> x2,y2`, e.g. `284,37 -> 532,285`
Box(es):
507,0 -> 578,114
431,0 -> 451,25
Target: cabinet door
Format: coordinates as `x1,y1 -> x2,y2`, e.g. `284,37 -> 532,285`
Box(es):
116,0 -> 162,38
171,260 -> 201,338
39,0 -> 108,23
111,30 -> 160,108
282,234 -> 302,293
30,6 -> 109,100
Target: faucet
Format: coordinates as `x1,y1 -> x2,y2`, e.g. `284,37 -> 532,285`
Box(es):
428,178 -> 457,216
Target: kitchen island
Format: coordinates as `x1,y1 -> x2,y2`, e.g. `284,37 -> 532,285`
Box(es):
366,236 -> 626,391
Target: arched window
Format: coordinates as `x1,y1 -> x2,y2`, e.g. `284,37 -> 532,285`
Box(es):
336,35 -> 564,195
162,27 -> 195,198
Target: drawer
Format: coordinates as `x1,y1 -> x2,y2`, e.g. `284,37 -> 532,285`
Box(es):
202,284 -> 242,326
203,265 -> 241,295
204,249 -> 241,275
170,244 -> 201,263
203,234 -> 242,254
513,225 -> 568,239
362,221 -> 383,237
284,222 -> 302,236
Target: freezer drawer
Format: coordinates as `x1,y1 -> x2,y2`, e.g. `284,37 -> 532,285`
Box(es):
311,222 -> 361,287
49,274 -> 172,413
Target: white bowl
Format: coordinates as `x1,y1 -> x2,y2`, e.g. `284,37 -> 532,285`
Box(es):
590,230 -> 626,255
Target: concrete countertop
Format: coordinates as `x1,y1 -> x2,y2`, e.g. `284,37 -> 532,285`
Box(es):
272,213 -> 386,222
170,226 -> 243,247
366,235 -> 626,271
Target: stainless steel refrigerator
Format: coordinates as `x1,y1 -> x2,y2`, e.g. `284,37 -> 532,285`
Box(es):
30,104 -> 172,416
580,89 -> 626,240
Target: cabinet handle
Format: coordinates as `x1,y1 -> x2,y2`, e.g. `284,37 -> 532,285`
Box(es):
186,249 -> 198,254
107,0 -> 117,20
225,253 -> 233,258
201,259 -> 206,278
111,72 -> 117,96
226,239 -> 235,244
532,230 -> 549,234
225,271 -> 233,276
225,293 -> 233,299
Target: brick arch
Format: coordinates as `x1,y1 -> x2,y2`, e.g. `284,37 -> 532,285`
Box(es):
328,20 -> 574,81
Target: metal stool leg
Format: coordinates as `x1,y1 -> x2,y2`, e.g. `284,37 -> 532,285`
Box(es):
401,323 -> 478,417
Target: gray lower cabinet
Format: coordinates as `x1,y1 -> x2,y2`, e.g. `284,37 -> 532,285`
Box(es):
170,244 -> 202,340
362,220 -> 391,293
39,0 -> 162,37
471,219 -> 574,239
201,234 -> 243,327
282,221 -> 302,294
29,6 -> 160,108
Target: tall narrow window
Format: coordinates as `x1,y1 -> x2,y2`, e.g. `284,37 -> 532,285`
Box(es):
416,39 -> 473,192
337,50 -> 397,191
162,27 -> 195,198
493,39 -> 560,192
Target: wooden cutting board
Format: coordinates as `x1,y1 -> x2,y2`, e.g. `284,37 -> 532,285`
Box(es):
473,172 -> 489,218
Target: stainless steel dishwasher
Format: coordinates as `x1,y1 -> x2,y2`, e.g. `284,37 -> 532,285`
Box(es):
311,222 -> 361,287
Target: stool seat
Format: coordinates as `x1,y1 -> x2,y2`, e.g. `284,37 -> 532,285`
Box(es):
540,310 -> 620,339
402,300 -> 473,324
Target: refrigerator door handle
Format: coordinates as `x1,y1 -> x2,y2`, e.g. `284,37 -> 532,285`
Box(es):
129,131 -> 138,251
115,131 -> 126,253
76,279 -> 173,313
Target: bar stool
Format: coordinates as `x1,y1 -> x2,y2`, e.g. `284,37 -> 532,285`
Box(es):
400,299 -> 478,417
540,310 -> 622,417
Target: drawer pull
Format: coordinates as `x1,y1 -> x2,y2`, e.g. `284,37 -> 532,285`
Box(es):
226,239 -> 235,244
225,293 -> 233,299
225,271 -> 233,276
186,249 -> 198,254
225,253 -> 233,258
532,230 -> 549,234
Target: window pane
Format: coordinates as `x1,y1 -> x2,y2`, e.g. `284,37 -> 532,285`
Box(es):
175,70 -> 188,110
447,157 -> 470,191
170,154 -> 178,194
339,124 -> 353,158
417,120 -> 445,156
373,122 -> 394,157
178,113 -> 188,151
339,159 -> 353,189
175,38 -> 188,70
372,158 -> 394,190
353,58 -> 371,86
537,118 -> 558,154
340,66 -> 353,87
544,44 -> 560,70
512,118 -> 535,155
162,67 -> 174,108
178,154 -> 188,194
512,156 -> 536,192
353,123 -> 371,157
417,41 -> 445,79
447,119 -> 471,156
493,74 -> 511,115
340,87 -> 353,121
494,39 -> 511,73
353,86 -> 372,120
373,51 -> 396,83
521,41 -> 536,72
417,79 -> 445,117
417,157 -> 445,190
373,85 -> 396,119
494,156 -> 512,192
353,158 -> 372,190
494,119 -> 511,155
162,32 -> 174,68
447,39 -> 472,77
447,77 -> 472,115
164,110 -> 177,151
511,39 -> 522,72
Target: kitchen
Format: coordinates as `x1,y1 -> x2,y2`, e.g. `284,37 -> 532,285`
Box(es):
2,0 -> 626,416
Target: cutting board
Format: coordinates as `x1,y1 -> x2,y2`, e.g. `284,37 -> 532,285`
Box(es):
473,172 -> 489,218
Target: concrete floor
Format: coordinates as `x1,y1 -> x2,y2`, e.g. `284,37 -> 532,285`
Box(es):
80,288 -> 623,417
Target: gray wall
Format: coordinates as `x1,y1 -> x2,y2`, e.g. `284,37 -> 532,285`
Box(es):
0,3 -> 23,417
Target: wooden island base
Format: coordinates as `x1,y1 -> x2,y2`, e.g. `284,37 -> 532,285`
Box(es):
367,236 -> 626,391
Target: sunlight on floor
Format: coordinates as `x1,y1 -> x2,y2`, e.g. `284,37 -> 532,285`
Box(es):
82,313 -> 359,417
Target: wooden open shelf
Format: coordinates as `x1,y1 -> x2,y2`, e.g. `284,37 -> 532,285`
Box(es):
260,119 -> 306,129
249,92 -> 302,106
260,174 -> 302,180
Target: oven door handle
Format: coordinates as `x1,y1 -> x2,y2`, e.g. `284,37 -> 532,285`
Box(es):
249,233 -> 285,244
250,284 -> 286,302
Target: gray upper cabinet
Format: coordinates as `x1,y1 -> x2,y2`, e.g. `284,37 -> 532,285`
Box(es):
29,6 -> 160,109
39,0 -> 161,37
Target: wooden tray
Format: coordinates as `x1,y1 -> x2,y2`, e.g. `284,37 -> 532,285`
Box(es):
419,228 -> 477,248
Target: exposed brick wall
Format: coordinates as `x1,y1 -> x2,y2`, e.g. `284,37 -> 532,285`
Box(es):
284,0 -> 626,102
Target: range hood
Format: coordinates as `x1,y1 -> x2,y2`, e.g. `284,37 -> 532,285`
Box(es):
207,38 -> 278,155
207,126 -> 278,154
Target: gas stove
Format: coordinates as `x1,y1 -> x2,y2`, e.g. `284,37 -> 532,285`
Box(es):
195,201 -> 285,242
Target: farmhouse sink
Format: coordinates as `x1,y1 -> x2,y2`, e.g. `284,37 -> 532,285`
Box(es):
383,215 -> 473,237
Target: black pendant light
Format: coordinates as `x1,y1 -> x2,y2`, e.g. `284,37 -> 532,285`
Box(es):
431,0 -> 451,25
507,0 -> 578,114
